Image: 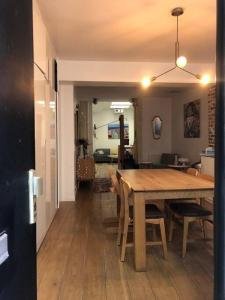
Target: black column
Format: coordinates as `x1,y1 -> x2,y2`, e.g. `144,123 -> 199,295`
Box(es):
119,114 -> 125,169
0,0 -> 36,299
215,1 -> 225,299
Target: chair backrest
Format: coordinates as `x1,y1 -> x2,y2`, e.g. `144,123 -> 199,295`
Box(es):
120,178 -> 132,219
186,168 -> 199,176
198,173 -> 214,182
111,174 -> 120,196
77,157 -> 95,180
198,173 -> 214,204
160,153 -> 176,165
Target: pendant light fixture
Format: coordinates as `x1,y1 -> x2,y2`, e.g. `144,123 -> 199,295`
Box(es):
142,7 -> 210,88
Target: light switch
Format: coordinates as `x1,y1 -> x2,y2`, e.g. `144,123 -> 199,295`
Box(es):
0,233 -> 9,265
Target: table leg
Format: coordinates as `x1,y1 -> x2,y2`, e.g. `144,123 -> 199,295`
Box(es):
133,192 -> 146,271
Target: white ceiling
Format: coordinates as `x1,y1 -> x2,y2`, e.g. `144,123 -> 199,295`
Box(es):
92,101 -> 133,113
38,0 -> 216,63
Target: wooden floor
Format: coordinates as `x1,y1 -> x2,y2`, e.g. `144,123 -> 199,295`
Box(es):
37,184 -> 214,300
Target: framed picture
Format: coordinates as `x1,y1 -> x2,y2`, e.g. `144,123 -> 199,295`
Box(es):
152,116 -> 162,140
184,99 -> 200,138
108,123 -> 129,139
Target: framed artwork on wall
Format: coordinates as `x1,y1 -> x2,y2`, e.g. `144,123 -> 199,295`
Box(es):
184,99 -> 200,138
152,116 -> 162,140
108,123 -> 129,139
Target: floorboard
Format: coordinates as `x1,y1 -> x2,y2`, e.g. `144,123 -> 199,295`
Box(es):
37,183 -> 213,300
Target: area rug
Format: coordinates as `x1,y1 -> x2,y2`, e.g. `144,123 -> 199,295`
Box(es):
93,177 -> 112,193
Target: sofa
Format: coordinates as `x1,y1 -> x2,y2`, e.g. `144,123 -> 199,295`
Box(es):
93,148 -> 111,163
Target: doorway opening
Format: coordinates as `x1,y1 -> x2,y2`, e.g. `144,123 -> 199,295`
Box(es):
92,100 -> 134,177
75,94 -> 135,190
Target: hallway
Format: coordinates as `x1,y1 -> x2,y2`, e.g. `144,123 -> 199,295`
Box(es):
37,185 -> 213,300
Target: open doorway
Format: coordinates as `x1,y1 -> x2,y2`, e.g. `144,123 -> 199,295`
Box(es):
75,95 -> 135,189
92,100 -> 134,178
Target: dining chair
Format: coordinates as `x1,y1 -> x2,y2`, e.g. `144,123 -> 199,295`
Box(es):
186,167 -> 199,176
110,173 -> 120,195
197,173 -> 214,232
166,168 -> 199,205
168,169 -> 213,257
119,178 -> 168,262
165,167 -> 200,217
191,171 -> 214,229
109,173 -> 123,245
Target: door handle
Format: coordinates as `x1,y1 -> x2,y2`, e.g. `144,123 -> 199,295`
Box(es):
33,176 -> 43,198
28,170 -> 43,224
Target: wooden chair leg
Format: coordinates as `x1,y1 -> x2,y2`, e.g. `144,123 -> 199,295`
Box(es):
201,219 -> 206,240
168,214 -> 175,242
159,219 -> 168,259
120,219 -> 129,262
117,217 -> 123,246
182,218 -> 189,258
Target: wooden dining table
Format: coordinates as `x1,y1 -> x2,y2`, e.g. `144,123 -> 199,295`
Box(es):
117,169 -> 214,271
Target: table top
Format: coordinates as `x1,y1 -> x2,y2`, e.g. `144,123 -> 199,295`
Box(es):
108,154 -> 118,158
117,169 -> 214,192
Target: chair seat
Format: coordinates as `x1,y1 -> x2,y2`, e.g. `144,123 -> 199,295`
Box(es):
129,204 -> 164,219
169,202 -> 212,217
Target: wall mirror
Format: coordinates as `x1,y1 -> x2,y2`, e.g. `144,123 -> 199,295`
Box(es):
152,116 -> 162,140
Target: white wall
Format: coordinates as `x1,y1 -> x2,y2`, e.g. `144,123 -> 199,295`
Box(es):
77,86 -> 173,163
58,60 -> 215,84
58,84 -> 75,201
172,87 -> 209,162
140,86 -> 210,164
141,96 -> 172,163
77,86 -> 138,101
93,104 -> 134,152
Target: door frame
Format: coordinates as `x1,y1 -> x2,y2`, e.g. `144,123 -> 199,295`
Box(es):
214,0 -> 225,298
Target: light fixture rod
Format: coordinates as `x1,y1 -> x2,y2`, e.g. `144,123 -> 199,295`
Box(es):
178,67 -> 199,79
175,16 -> 180,61
144,7 -> 207,85
152,66 -> 177,81
94,119 -> 118,130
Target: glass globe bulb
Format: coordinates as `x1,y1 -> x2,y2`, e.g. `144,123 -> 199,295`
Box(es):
200,74 -> 210,85
141,77 -> 151,88
176,56 -> 187,68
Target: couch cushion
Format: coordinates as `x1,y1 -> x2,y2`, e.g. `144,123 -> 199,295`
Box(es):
95,148 -> 110,155
98,150 -> 104,155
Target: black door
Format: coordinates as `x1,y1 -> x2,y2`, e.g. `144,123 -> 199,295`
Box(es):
0,1 -> 36,299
